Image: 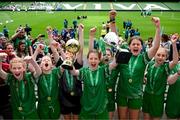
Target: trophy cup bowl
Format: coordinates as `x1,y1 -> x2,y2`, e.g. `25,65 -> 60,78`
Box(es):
104,32 -> 120,47
61,39 -> 80,70
103,32 -> 132,64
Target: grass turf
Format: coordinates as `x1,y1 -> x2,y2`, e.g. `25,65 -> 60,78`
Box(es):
0,11 -> 180,53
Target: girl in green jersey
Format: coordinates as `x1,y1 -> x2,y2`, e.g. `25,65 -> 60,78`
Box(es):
143,33 -> 179,119
33,43 -> 63,119
0,55 -> 41,119
116,17 -> 161,120
70,49 -> 117,120
166,62 -> 180,119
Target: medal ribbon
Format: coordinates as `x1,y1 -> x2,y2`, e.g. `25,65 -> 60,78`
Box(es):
15,80 -> 25,108
19,80 -> 25,101
43,74 -> 52,96
129,56 -> 138,78
149,65 -> 160,90
65,70 -> 74,91
89,67 -> 99,86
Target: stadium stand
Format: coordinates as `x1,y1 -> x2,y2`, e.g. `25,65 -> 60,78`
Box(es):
0,2 -> 180,11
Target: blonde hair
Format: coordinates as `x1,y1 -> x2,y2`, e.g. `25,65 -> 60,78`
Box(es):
10,57 -> 26,68
157,46 -> 168,58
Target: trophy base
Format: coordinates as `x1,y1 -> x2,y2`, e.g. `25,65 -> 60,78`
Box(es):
115,49 -> 132,64
62,64 -> 73,70
62,59 -> 73,70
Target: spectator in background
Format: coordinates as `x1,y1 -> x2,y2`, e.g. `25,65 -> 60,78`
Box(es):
123,20 -> 127,29
0,51 -> 12,119
24,24 -> 32,36
0,42 -> 14,120
32,34 -> 48,55
129,27 -> 135,37
73,19 -> 78,31
3,26 -> 9,39
160,34 -> 171,56
0,33 -> 7,50
4,43 -> 16,63
61,29 -> 69,43
126,20 -> 132,29
125,28 -> 129,41
64,19 -> 68,28
145,37 -> 153,52
11,27 -> 33,56
69,28 -> 75,39
16,40 -> 29,58
134,28 -> 140,36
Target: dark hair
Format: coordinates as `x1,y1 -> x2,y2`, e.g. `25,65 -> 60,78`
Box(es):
19,40 -> 26,45
161,34 -> 169,42
148,37 -> 153,42
87,49 -> 101,60
106,48 -> 114,56
5,42 -> 13,49
16,40 -> 28,57
128,36 -> 143,46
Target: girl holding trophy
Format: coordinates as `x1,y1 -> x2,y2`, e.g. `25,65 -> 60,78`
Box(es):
52,24 -> 84,120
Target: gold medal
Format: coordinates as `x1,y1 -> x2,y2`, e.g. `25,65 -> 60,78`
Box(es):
18,107 -> 23,111
70,91 -> 75,96
129,79 -> 132,83
108,88 -> 112,92
47,96 -> 51,101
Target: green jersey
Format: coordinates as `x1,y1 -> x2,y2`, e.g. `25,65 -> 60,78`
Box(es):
79,65 -> 109,115
117,52 -> 151,98
37,67 -> 62,119
6,72 -> 38,119
97,38 -> 106,55
145,60 -> 170,95
13,37 -> 32,50
166,63 -> 180,106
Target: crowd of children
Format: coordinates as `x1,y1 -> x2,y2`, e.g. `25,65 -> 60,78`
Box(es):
0,9 -> 180,120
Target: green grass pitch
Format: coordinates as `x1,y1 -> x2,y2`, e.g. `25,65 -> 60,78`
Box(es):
0,11 -> 179,53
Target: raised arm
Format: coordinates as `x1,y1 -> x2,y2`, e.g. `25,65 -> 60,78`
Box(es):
32,44 -> 44,60
70,66 -> 79,76
148,17 -> 161,59
11,28 -> 24,41
46,26 -> 53,42
109,57 -> 118,71
169,33 -> 179,69
76,23 -> 84,65
0,53 -> 8,80
167,68 -> 180,85
50,40 -> 64,64
24,56 -> 42,78
109,9 -> 117,34
89,27 -> 97,51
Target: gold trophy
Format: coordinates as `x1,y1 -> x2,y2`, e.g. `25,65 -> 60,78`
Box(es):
61,39 -> 80,70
